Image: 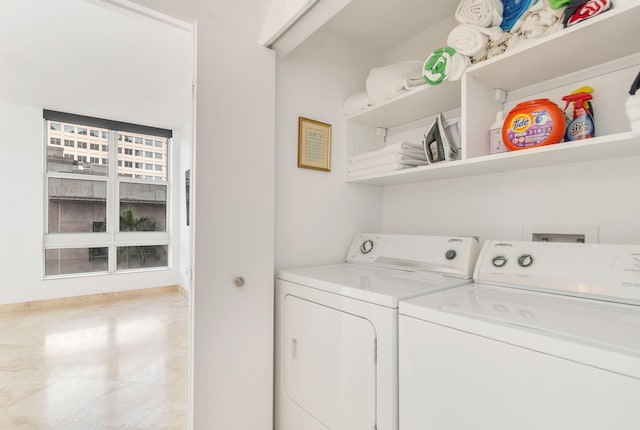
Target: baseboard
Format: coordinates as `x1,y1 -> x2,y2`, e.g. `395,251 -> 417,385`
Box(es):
178,284 -> 190,299
0,285 -> 181,313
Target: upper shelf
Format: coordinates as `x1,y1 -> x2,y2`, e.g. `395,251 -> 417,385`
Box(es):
466,2 -> 640,91
346,132 -> 640,186
346,80 -> 461,128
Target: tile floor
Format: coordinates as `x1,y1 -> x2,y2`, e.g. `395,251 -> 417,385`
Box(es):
0,291 -> 189,430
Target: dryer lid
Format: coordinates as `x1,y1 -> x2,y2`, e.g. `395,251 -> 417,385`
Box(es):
277,263 -> 471,308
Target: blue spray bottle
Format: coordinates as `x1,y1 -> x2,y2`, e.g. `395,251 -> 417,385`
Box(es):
561,92 -> 594,141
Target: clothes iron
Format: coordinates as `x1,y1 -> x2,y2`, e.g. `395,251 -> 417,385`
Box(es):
423,113 -> 460,163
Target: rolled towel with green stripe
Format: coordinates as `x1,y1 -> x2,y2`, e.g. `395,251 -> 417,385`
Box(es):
423,47 -> 470,85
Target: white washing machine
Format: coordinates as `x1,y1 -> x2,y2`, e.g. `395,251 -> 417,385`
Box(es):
399,240 -> 640,430
275,234 -> 480,430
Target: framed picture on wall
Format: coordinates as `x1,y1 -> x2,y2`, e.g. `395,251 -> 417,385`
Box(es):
298,117 -> 331,171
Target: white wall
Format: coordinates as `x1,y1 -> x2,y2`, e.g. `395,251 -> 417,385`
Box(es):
0,102 -> 182,305
0,0 -> 193,305
382,156 -> 640,245
275,28 -> 384,269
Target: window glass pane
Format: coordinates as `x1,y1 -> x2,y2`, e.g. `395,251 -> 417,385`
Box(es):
116,245 -> 168,270
48,178 -> 106,233
118,132 -> 167,181
78,127 -> 87,135
45,247 -> 108,276
46,120 -> 108,176
119,183 -> 167,232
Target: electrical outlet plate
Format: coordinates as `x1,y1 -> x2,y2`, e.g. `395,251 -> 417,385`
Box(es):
521,225 -> 599,244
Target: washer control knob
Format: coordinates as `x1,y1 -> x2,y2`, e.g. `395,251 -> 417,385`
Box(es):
445,249 -> 457,260
492,255 -> 508,268
518,254 -> 534,267
360,239 -> 374,254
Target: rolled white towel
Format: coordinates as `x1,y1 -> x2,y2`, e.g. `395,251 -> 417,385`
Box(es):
402,76 -> 428,90
366,61 -> 423,105
343,91 -> 372,116
448,25 -> 487,57
455,0 -> 503,27
423,47 -> 470,85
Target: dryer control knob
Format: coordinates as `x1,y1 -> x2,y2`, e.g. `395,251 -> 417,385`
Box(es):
360,239 -> 374,254
445,249 -> 457,260
518,254 -> 534,267
492,255 -> 508,268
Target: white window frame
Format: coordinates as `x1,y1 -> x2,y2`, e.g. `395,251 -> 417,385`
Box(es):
43,114 -> 171,278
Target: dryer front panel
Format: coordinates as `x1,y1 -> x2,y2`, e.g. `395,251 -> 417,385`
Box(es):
283,294 -> 376,430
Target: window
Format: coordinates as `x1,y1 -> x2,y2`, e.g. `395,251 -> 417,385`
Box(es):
145,139 -> 153,146
135,137 -> 143,144
135,150 -> 142,157
44,110 -> 171,277
145,151 -> 153,158
64,125 -> 75,133
154,140 -> 163,148
155,153 -> 162,160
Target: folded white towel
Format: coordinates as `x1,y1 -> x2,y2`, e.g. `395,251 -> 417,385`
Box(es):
348,152 -> 427,172
455,0 -> 503,27
343,91 -> 372,116
366,61 -> 423,105
350,141 -> 424,162
347,162 -> 418,179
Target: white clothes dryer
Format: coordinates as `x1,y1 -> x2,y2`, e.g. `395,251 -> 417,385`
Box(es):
275,234 -> 480,430
399,240 -> 640,430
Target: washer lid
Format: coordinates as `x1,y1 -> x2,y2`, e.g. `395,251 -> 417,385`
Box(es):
400,284 -> 640,379
276,263 -> 471,308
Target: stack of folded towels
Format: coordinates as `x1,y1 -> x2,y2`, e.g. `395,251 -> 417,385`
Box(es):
347,141 -> 427,179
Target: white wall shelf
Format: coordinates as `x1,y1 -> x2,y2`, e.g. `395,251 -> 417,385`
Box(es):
465,2 -> 640,92
345,1 -> 640,186
346,132 -> 640,186
346,80 -> 461,128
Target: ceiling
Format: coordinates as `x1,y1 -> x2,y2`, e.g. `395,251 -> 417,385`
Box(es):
323,0 -> 458,52
0,0 -> 194,130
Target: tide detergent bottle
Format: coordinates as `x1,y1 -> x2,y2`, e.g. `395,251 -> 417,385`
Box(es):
561,92 -> 594,141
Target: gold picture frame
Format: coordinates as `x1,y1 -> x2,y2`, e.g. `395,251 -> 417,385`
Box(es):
298,117 -> 331,171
